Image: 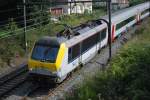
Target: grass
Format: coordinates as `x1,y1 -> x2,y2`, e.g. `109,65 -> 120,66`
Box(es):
66,18 -> 150,100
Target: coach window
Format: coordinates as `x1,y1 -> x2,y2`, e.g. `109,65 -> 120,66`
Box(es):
101,28 -> 107,41
116,16 -> 135,30
126,16 -> 135,23
141,9 -> 149,15
116,20 -> 126,30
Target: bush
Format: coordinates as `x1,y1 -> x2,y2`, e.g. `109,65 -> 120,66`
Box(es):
67,42 -> 150,100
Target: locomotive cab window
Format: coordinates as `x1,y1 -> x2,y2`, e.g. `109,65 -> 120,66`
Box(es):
31,44 -> 59,63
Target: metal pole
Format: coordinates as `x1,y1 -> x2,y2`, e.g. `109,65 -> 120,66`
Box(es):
70,2 -> 72,14
108,0 -> 112,60
149,0 -> 150,17
23,0 -> 27,52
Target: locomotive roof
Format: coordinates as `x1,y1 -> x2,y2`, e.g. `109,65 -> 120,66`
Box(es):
36,36 -> 67,46
56,19 -> 103,38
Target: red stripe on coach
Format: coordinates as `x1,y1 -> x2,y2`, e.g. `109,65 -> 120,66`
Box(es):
112,24 -> 115,42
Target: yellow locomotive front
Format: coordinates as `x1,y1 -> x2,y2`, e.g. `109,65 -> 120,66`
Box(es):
28,36 -> 67,83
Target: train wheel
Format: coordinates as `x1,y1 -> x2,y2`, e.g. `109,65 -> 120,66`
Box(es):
80,63 -> 83,67
98,49 -> 101,54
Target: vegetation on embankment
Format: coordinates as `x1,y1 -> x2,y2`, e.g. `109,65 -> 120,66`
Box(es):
66,18 -> 150,100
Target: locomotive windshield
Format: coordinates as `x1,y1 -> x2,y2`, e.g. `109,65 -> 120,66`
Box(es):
31,44 -> 59,63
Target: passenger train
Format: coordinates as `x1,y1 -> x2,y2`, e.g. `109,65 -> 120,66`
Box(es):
28,2 -> 150,83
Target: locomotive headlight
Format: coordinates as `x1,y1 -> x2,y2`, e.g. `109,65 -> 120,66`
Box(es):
52,71 -> 57,75
29,68 -> 33,71
51,68 -> 61,75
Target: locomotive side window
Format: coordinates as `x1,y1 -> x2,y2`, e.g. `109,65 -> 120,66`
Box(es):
68,43 -> 80,63
82,37 -> 90,53
88,33 -> 98,48
81,33 -> 99,54
72,43 -> 80,60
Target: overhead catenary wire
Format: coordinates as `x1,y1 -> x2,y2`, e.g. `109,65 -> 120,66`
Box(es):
0,31 -> 24,39
0,3 -> 50,27
0,0 -> 101,25
0,18 -> 51,39
0,18 -> 34,28
0,12 -> 49,28
0,10 -> 51,33
0,0 -> 109,40
0,20 -> 51,39
0,9 -> 49,24
0,5 -> 45,13
0,8 -> 18,13
0,28 -> 24,37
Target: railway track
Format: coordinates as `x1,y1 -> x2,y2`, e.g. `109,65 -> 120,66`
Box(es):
23,83 -> 40,98
0,64 -> 28,98
0,63 -> 71,100
19,60 -> 104,100
19,75 -> 72,100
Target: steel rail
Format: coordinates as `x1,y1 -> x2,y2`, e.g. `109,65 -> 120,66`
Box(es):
0,64 -> 28,98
